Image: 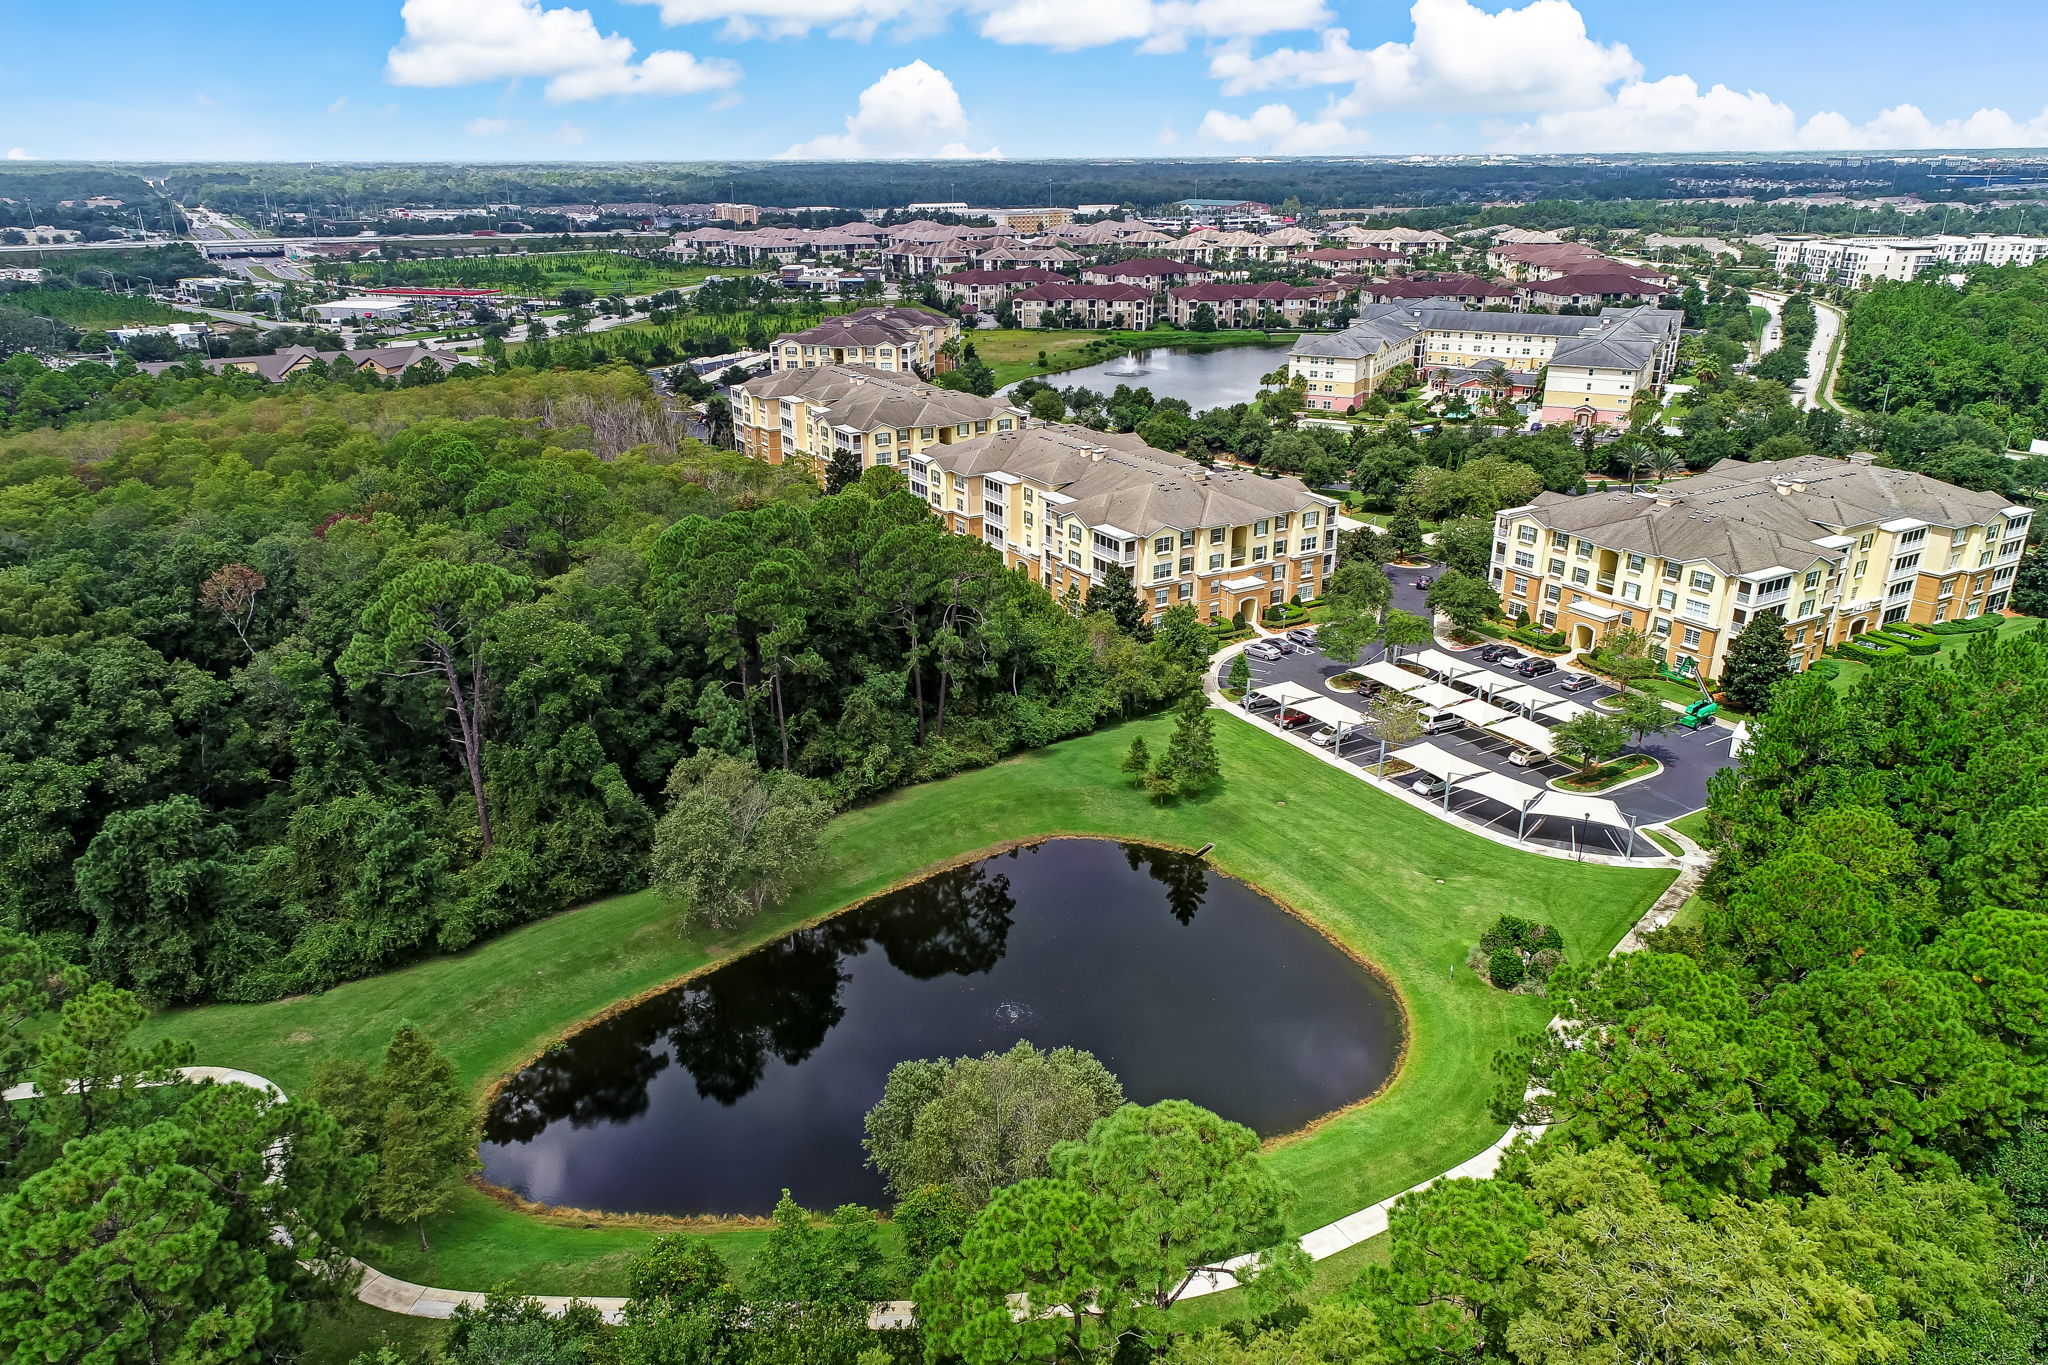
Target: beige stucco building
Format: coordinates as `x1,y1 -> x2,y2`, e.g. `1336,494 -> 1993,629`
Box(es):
732,365 -> 1026,473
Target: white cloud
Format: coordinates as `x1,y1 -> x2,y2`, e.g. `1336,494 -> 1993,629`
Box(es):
1198,102 -> 1363,154
552,121 -> 590,143
629,0 -> 1324,49
1798,103 -> 2048,150
387,0 -> 740,103
780,60 -> 1000,159
466,116 -> 518,136
1210,0 -> 1635,114
5,148 -> 29,161
1494,78 -> 2048,153
326,96 -> 349,114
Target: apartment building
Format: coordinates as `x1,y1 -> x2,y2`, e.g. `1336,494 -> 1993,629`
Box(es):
1287,302 -> 1681,426
1517,272 -> 1670,310
931,267 -> 1066,311
913,424 -> 1339,624
1079,258 -> 1213,289
1166,281 -> 1346,328
1011,282 -> 1156,329
769,307 -> 960,374
1773,233 -> 2048,286
1491,454 -> 2030,678
732,365 -> 1026,472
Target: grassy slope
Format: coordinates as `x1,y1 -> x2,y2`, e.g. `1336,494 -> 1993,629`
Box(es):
334,255 -> 759,295
142,715 -> 1669,1296
1823,615 -> 2040,692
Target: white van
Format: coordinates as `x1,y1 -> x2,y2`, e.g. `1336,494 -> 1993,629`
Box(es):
1418,709 -> 1462,735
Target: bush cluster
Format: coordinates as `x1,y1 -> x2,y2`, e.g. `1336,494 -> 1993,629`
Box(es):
1479,914 -> 1565,991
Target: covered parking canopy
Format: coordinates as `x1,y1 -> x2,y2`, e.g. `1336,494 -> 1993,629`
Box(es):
1490,682 -> 1559,713
1291,696 -> 1370,741
1242,680 -> 1320,711
1490,716 -> 1556,754
1391,741 -> 1489,782
1534,697 -> 1595,723
1406,681 -> 1468,710
1411,648 -> 1483,682
1457,769 -> 1545,811
1358,661 -> 1428,693
1448,697 -> 1515,729
1520,789 -> 1641,856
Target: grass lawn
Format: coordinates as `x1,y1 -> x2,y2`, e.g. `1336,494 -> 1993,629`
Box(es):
303,1296 -> 450,1365
1822,615 -> 2041,692
8,286 -> 190,327
332,253 -> 765,298
141,716 -> 1670,1298
1667,808 -> 1713,847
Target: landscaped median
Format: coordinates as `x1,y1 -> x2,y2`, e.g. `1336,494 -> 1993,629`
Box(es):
137,715 -> 1672,1301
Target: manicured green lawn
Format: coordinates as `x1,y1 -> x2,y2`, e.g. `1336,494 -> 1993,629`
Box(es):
1666,808 -> 1713,848
1823,616 -> 2041,692
332,252 -> 759,297
143,715 -> 1670,1297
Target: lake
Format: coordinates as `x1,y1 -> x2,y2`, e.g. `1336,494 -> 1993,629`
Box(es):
479,839 -> 1404,1216
1033,342 -> 1294,411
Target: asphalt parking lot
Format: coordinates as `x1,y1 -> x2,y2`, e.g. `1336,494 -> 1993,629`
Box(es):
1223,567 -> 1733,851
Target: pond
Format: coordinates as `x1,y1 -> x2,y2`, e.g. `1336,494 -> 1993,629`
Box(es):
1034,342 -> 1294,412
480,839 -> 1404,1217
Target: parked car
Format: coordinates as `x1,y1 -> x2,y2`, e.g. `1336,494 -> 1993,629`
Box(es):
1477,643 -> 1516,663
1286,626 -> 1319,646
1557,673 -> 1599,694
1515,657 -> 1558,678
1418,709 -> 1462,735
1244,642 -> 1281,662
1278,708 -> 1317,730
1309,724 -> 1340,748
1410,775 -> 1451,798
1507,746 -> 1543,767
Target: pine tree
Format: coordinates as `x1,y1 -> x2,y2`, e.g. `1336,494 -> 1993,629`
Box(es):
1084,564 -> 1147,637
366,1025 -> 477,1250
1161,693 -> 1221,796
1226,651 -> 1252,694
824,445 -> 863,494
1121,735 -> 1153,786
1719,608 -> 1794,714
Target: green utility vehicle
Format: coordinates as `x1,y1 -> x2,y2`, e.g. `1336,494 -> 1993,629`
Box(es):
1673,698 -> 1718,731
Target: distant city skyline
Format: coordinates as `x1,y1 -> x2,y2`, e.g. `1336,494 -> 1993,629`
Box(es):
6,0 -> 2048,165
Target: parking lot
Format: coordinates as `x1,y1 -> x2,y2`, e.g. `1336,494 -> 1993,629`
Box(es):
1224,573 -> 1732,853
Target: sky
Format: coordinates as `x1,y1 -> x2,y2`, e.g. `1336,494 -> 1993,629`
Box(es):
6,0 -> 2048,165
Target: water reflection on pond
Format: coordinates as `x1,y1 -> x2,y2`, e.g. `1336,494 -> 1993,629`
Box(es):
1032,342 -> 1294,411
481,839 -> 1403,1216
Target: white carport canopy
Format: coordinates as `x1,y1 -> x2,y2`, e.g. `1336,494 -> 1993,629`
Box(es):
1291,696 -> 1367,732
1406,681 -> 1468,710
1534,697 -> 1595,722
1448,697 -> 1515,728
1491,682 -> 1559,712
1526,790 -> 1630,829
1490,716 -> 1556,754
1411,648 -> 1482,681
1243,680 -> 1320,710
1359,661 -> 1427,692
1391,742 -> 1489,781
1457,769 -> 1545,810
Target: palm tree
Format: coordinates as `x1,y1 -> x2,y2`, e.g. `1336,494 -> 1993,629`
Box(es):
1646,446 -> 1685,482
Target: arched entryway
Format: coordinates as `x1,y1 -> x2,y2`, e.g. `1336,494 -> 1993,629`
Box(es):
1572,406 -> 1598,430
1848,619 -> 1868,637
1233,599 -> 1255,627
1572,623 -> 1596,651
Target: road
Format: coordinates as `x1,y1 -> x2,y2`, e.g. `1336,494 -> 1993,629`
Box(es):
1749,287 -> 1845,411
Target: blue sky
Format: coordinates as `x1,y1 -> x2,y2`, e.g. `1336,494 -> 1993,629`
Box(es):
5,0 -> 2048,163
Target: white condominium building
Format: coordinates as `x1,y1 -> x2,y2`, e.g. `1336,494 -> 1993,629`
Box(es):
1773,233 -> 2048,286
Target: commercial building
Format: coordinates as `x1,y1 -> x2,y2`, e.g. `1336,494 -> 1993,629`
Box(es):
913,423 -> 1339,625
1492,454 -> 2030,677
731,364 -> 1026,472
1773,233 -> 2048,286
1286,302 -> 1680,427
1011,282 -> 1156,330
769,307 -> 960,374
713,203 -> 762,226
307,296 -> 415,323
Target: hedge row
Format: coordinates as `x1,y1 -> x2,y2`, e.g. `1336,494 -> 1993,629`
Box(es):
1926,613 -> 2007,635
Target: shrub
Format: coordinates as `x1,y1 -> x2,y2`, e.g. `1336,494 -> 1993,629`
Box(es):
1480,914 -> 1535,953
1487,948 -> 1526,990
1526,923 -> 1565,954
1927,614 -> 2004,635
1528,948 -> 1565,982
1805,659 -> 1841,680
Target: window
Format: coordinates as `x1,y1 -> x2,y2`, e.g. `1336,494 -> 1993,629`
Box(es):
921,427 -> 935,440
1208,553 -> 1223,570
1571,568 -> 1590,585
1804,569 -> 1822,588
1657,589 -> 1677,609
1154,535 -> 1175,554
1022,487 -> 1033,504
1798,598 -> 1817,618
1178,583 -> 1193,600
1153,588 -> 1169,604
1152,564 -> 1172,581
1891,552 -> 1921,574
1540,610 -> 1557,628
1897,526 -> 1927,546
1627,553 -> 1645,572
1518,525 -> 1539,544
1576,538 -> 1595,558
1853,559 -> 1868,577
1548,558 -> 1566,577
1858,532 -> 1874,550
1689,570 -> 1716,592
1273,539 -> 1288,555
1681,626 -> 1702,649
1180,530 -> 1195,548
1683,598 -> 1711,621
1544,584 -> 1562,602
1210,527 -> 1225,544
1513,551 -> 1535,570
1622,582 -> 1641,601
1252,546 -> 1267,563
1255,519 -> 1269,536
1651,617 -> 1670,635
1067,550 -> 1081,567
874,430 -> 892,446
1068,525 -> 1082,543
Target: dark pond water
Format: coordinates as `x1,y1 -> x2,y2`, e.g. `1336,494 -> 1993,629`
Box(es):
480,839 -> 1403,1216
1024,342 -> 1293,411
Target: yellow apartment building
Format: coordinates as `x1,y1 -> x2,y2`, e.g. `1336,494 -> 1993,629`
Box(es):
914,424 -> 1339,625
1492,454 -> 2030,678
769,307 -> 961,374
732,365 -> 1026,472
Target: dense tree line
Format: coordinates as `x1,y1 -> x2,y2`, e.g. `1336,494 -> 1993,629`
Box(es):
1841,262 -> 2048,445
0,368 -> 1166,1003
